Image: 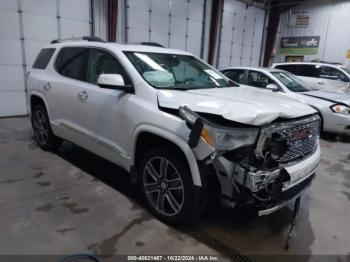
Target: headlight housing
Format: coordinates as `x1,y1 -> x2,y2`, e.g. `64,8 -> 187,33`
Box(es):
330,104 -> 350,115
179,106 -> 259,151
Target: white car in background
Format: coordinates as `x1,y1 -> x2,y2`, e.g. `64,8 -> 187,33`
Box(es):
221,67 -> 350,136
271,62 -> 350,94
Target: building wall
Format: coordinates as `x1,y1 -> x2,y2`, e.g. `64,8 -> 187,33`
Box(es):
273,0 -> 350,64
216,0 -> 265,69
0,0 -> 107,117
124,0 -> 207,58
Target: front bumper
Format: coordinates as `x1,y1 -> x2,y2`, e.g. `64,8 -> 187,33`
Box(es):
253,145 -> 320,216
282,143 -> 320,191
213,144 -> 321,215
257,173 -> 315,216
254,145 -> 321,216
323,113 -> 350,135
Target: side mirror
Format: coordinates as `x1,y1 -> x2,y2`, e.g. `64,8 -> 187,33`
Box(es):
97,74 -> 133,93
266,84 -> 279,91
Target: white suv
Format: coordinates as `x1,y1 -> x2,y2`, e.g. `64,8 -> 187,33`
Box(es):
28,38 -> 321,225
272,62 -> 350,94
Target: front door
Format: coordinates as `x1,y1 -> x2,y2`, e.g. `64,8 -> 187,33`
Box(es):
75,48 -> 134,163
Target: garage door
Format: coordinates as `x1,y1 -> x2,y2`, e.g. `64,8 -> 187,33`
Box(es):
0,0 -> 106,117
125,0 -> 206,58
216,0 -> 265,69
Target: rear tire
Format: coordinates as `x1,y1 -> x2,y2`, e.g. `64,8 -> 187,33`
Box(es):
139,147 -> 201,225
31,104 -> 62,151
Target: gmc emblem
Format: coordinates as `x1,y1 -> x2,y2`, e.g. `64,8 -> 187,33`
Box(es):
289,128 -> 311,142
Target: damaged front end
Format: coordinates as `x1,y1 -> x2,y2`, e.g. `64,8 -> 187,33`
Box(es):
179,106 -> 321,216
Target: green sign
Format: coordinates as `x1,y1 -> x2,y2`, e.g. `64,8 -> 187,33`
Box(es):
279,36 -> 320,55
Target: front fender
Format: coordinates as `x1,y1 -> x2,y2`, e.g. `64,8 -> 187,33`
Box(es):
131,124 -> 202,187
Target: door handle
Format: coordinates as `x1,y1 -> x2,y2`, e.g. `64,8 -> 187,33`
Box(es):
317,81 -> 325,85
43,82 -> 51,90
78,90 -> 88,101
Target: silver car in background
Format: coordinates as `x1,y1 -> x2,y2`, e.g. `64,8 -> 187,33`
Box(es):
221,67 -> 350,136
271,62 -> 350,94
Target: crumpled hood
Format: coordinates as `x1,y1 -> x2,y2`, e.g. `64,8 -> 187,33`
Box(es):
157,86 -> 316,126
303,90 -> 350,106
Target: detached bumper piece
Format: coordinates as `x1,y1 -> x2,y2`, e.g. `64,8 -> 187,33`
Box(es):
257,173 -> 315,216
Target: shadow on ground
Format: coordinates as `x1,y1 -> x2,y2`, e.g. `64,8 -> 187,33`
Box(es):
56,141 -> 311,260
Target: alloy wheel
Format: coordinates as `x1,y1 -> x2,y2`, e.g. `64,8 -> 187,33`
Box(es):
143,157 -> 185,216
32,110 -> 49,145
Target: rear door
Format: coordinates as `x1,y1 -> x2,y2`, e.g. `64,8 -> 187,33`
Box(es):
314,65 -> 350,93
274,64 -> 319,89
49,47 -> 89,138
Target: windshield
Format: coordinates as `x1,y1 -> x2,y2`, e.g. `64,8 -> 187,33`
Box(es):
125,52 -> 231,90
271,71 -> 316,92
341,66 -> 350,75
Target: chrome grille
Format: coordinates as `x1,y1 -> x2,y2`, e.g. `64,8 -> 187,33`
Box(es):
275,119 -> 320,163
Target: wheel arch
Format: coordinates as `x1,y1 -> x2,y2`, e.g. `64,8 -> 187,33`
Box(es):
131,125 -> 202,187
29,91 -> 51,119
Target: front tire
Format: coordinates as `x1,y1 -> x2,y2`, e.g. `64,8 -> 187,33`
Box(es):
31,104 -> 62,151
139,147 -> 200,225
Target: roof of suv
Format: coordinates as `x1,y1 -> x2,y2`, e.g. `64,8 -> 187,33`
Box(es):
272,62 -> 344,69
46,41 -> 191,56
222,66 -> 284,73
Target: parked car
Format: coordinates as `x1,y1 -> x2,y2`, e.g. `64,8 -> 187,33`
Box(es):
27,37 -> 321,225
221,67 -> 350,136
272,62 -> 350,94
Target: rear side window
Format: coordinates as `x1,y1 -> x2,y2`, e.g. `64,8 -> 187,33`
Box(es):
296,65 -> 317,77
55,47 -> 88,80
275,64 -> 316,77
222,70 -> 245,84
32,48 -> 55,69
274,65 -> 296,74
315,66 -> 348,81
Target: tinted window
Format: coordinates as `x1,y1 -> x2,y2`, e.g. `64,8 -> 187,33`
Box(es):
316,66 -> 348,81
32,48 -> 55,69
274,65 -> 298,74
55,47 -> 88,80
247,71 -> 276,89
275,64 -> 316,77
297,65 -> 317,77
222,70 -> 245,84
86,49 -> 131,85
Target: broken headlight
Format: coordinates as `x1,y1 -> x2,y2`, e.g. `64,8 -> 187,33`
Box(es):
179,106 -> 259,151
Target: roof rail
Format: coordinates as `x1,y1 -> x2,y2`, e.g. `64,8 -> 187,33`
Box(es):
140,42 -> 164,47
310,60 -> 342,65
50,36 -> 105,44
